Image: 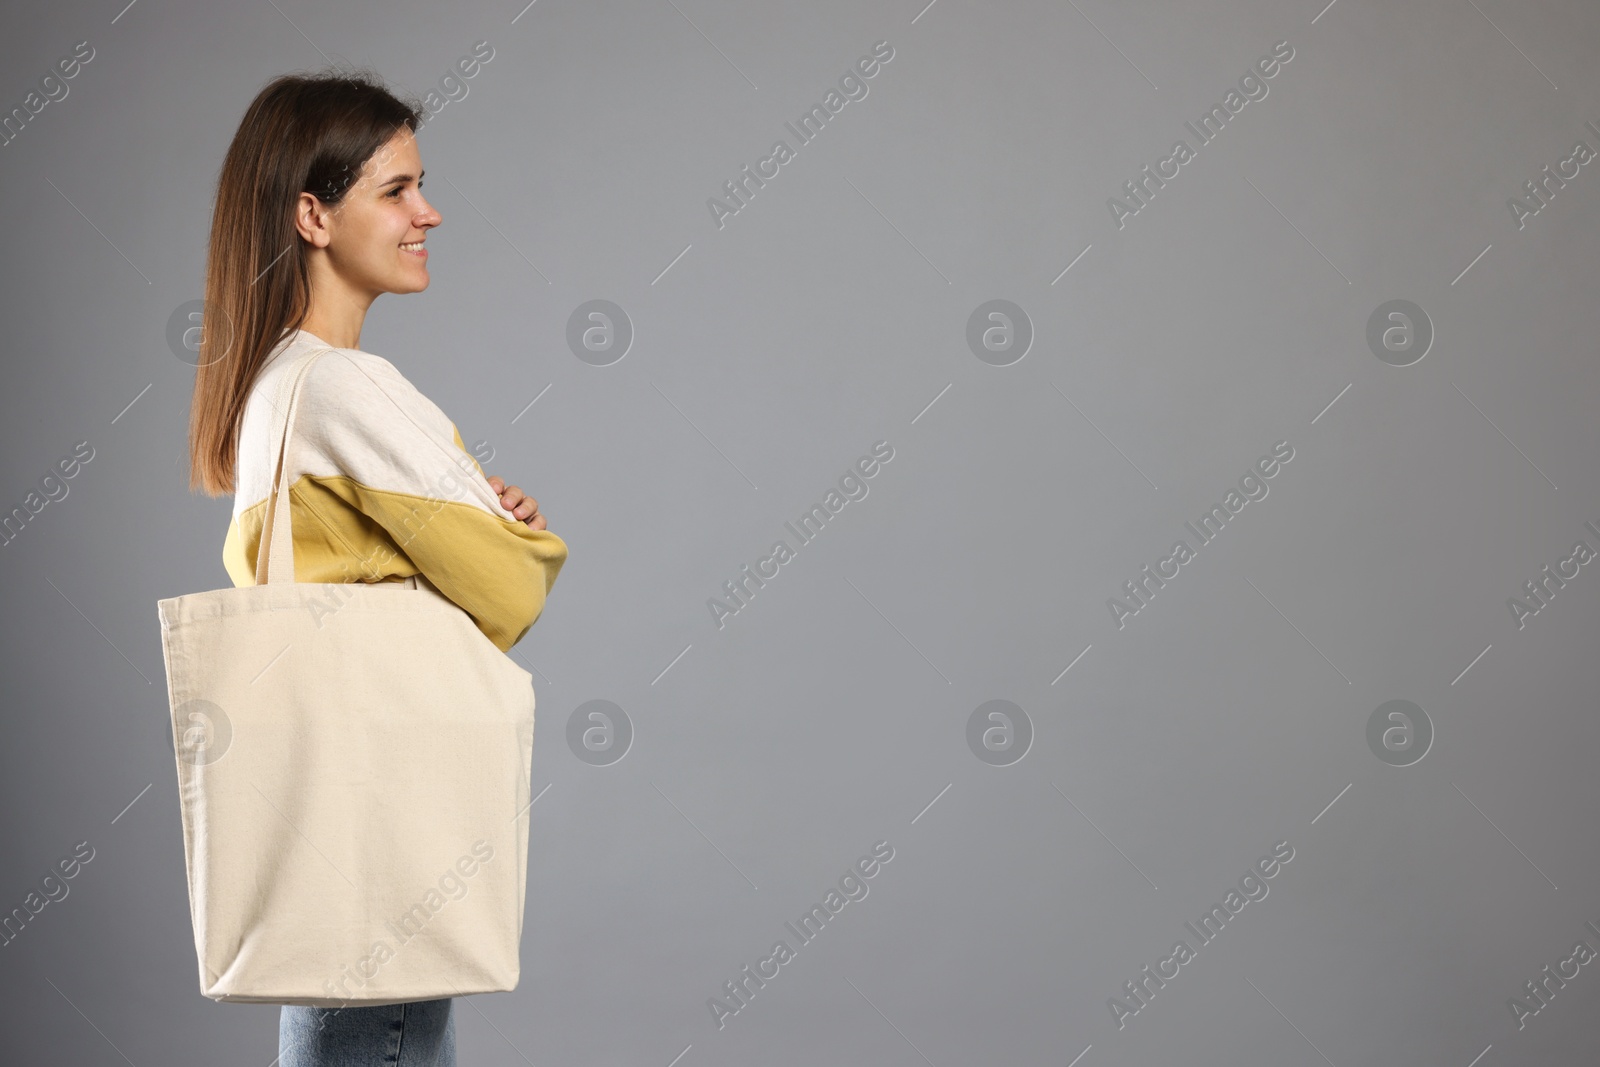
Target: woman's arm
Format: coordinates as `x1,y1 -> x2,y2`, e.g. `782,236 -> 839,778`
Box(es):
289,350 -> 569,652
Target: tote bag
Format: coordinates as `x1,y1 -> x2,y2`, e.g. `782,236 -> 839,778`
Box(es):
157,345 -> 536,1006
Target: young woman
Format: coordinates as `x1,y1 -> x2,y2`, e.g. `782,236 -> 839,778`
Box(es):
186,71 -> 568,1066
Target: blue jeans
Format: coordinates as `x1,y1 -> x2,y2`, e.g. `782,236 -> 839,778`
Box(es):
279,999 -> 455,1066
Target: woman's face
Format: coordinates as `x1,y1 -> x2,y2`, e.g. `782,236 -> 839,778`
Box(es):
307,128 -> 440,298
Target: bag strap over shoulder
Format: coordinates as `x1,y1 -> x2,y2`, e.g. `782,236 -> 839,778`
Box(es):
253,347 -> 334,586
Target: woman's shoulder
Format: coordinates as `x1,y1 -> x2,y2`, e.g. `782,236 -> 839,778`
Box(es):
301,345 -> 443,434
253,332 -> 427,420
239,333 -> 435,483
247,330 -> 460,478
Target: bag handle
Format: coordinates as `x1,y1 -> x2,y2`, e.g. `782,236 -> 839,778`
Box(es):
253,347 -> 333,586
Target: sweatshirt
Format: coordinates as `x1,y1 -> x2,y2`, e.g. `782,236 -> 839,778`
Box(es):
221,328 -> 567,653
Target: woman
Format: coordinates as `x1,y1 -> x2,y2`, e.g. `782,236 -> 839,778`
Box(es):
186,71 -> 568,1066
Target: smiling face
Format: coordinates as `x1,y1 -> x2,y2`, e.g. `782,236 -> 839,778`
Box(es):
296,126 -> 441,316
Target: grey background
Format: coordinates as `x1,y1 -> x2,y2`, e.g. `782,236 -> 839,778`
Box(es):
3,0 -> 1599,1063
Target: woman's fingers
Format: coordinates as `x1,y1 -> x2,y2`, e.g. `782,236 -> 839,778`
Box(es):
504,485 -> 543,527
488,475 -> 546,528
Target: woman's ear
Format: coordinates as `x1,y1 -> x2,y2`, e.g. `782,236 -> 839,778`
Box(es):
293,191 -> 333,249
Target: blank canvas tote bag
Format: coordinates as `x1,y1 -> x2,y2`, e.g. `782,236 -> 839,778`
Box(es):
157,345 -> 536,1006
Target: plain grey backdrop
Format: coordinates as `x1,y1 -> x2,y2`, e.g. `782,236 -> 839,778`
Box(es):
4,0 -> 1600,1063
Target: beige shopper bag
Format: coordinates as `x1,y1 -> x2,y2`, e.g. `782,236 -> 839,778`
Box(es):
157,346 -> 536,1006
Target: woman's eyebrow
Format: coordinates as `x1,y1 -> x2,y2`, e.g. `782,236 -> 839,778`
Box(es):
379,168 -> 425,187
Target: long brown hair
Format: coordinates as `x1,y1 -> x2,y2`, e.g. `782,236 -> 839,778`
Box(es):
187,69 -> 425,497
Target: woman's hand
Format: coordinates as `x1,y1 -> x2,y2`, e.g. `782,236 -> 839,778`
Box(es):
486,475 -> 547,531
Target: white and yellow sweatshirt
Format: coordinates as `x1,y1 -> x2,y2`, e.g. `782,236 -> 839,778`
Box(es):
222,328 -> 567,653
